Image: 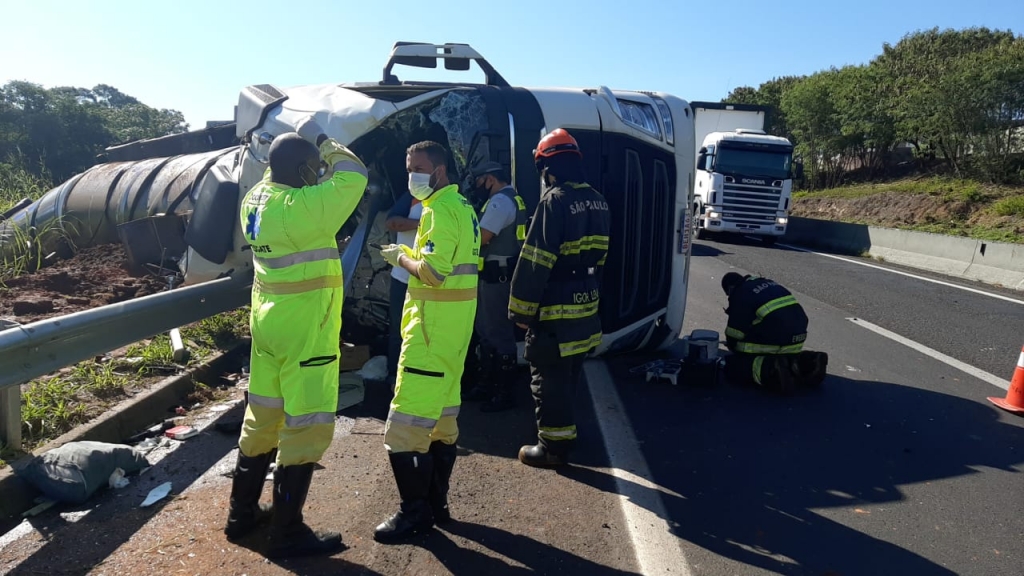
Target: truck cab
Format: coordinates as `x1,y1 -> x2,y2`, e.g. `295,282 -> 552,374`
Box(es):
689,102 -> 802,245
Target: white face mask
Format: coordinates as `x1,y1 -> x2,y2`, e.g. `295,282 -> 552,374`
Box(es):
408,170 -> 436,200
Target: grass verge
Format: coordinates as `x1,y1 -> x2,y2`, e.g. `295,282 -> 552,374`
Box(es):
793,176 -> 1024,244
6,306 -> 250,465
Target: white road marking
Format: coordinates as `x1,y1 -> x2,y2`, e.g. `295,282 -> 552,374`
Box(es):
584,360 -> 692,576
769,240 -> 1024,306
846,317 -> 1009,391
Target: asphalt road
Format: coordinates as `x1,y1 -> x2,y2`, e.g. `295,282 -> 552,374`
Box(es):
2,235 -> 1022,576
602,236 -> 1024,576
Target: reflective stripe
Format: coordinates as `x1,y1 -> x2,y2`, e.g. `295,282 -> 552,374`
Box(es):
285,412 -> 335,427
450,263 -> 478,276
751,295 -> 798,325
559,235 -> 609,255
441,405 -> 460,417
521,244 -> 558,268
597,254 -> 607,267
254,247 -> 338,269
513,195 -> 527,241
559,332 -> 603,357
331,159 -> 368,178
407,287 -> 477,302
388,409 -> 438,429
254,274 -> 342,295
734,342 -> 804,354
725,326 -> 745,339
539,425 -> 578,441
752,356 -> 765,386
509,295 -> 539,316
538,300 -> 599,321
248,393 -> 284,409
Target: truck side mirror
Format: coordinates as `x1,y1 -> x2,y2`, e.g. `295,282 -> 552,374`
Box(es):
696,152 -> 707,171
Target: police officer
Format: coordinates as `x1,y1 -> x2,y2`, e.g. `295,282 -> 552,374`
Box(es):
720,272 -> 829,392
375,141 -> 481,542
226,117 -> 368,558
508,128 -> 611,468
462,160 -> 528,412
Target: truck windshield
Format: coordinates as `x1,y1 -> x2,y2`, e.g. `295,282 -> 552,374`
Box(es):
715,147 -> 792,180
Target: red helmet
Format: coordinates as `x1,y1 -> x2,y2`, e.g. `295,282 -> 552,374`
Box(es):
533,128 -> 581,162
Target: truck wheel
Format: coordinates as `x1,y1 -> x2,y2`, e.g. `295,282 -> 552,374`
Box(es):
693,209 -> 707,240
761,236 -> 777,246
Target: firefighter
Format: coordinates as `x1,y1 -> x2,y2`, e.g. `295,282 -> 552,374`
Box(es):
374,140 -> 481,542
720,272 -> 829,392
462,160 -> 528,412
508,128 -> 611,468
226,118 -> 368,558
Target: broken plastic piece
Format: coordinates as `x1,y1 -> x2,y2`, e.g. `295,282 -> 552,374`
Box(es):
169,328 -> 189,363
164,426 -> 198,440
141,482 -> 172,507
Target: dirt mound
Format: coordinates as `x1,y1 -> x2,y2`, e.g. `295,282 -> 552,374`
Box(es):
793,192 -> 974,226
0,243 -> 169,324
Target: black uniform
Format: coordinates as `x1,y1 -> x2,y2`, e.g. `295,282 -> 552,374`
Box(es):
723,274 -> 813,391
508,181 -> 610,455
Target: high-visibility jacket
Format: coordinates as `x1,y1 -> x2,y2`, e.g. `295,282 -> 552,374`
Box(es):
391,184 -> 481,423
724,275 -> 808,355
239,138 -> 368,428
478,185 -> 528,267
508,181 -> 611,358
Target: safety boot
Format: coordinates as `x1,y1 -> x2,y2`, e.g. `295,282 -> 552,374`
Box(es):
374,451 -> 436,543
224,449 -> 275,541
264,463 -> 344,559
518,443 -> 568,468
462,348 -> 495,401
796,351 -> 829,387
428,441 -> 458,524
481,353 -> 517,412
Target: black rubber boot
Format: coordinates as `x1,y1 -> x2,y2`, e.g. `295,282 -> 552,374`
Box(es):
264,463 -> 343,559
481,353 -> 517,412
518,443 -> 568,468
462,348 -> 495,401
224,449 -> 275,541
374,452 -> 435,543
764,355 -> 798,394
795,351 -> 829,387
428,441 -> 458,524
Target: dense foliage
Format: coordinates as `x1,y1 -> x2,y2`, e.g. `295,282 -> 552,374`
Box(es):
723,27 -> 1024,188
0,82 -> 187,201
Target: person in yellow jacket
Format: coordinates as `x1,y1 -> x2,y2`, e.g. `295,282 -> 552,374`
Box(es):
374,140 -> 480,542
224,117 -> 368,559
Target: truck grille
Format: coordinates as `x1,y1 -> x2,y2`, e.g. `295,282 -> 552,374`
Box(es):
720,178 -> 783,227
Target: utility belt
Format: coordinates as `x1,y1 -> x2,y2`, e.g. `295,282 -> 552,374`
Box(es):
479,255 -> 518,284
548,266 -> 597,282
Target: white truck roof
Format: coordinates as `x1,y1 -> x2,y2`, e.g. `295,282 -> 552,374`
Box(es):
702,129 -> 792,148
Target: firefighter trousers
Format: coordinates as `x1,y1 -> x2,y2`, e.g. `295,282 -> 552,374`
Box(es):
474,280 -> 517,359
238,289 -> 342,467
524,328 -> 585,455
725,352 -> 799,392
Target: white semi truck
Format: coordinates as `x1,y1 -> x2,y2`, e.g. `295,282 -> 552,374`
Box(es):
1,42 -> 696,357
688,101 -> 802,245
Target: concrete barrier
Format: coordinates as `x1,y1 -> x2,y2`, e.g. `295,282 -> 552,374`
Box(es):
782,217 -> 1024,292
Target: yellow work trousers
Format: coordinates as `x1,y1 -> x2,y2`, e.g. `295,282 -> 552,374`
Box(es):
384,297 -> 475,453
238,287 -> 342,466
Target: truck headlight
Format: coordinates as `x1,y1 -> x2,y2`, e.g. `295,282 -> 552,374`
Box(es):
709,211 -> 721,219
776,216 -> 788,225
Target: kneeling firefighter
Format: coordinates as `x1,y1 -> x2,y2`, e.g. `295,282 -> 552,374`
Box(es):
720,272 -> 828,392
225,118 -> 369,558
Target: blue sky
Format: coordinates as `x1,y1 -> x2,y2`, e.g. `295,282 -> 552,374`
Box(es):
2,0 -> 1021,129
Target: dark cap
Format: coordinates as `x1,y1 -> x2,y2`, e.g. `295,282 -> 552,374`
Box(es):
470,160 -> 504,179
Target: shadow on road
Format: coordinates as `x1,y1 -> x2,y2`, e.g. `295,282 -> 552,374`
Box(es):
428,521 -> 640,575
691,242 -> 734,258
582,358 -> 1024,575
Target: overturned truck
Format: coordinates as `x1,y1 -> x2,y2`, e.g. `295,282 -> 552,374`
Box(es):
0,42 -> 696,358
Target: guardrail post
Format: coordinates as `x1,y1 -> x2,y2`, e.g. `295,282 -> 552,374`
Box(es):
0,385 -> 20,451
